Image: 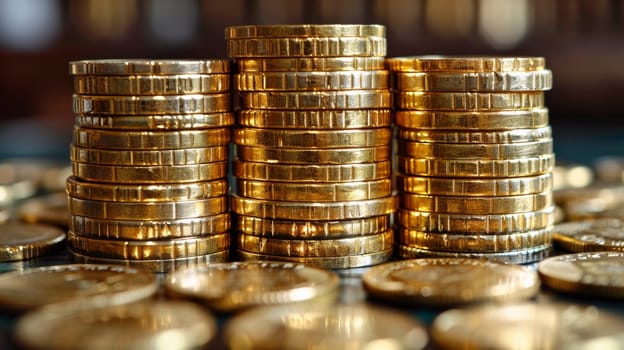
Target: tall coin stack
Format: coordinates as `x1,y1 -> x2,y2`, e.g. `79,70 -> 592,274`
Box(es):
226,25 -> 396,269
67,60 -> 233,272
388,57 -> 555,264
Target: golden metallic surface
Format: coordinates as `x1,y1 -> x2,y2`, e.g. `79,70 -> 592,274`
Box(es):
70,213 -> 230,240
235,127 -> 391,148
234,214 -> 391,238
396,91 -> 543,111
66,177 -> 227,202
225,24 -> 386,38
398,173 -> 552,196
71,161 -> 227,183
397,207 -> 555,234
237,230 -> 393,257
387,56 -> 546,72
237,109 -> 391,129
231,194 -> 397,220
72,93 -> 231,115
394,70 -> 552,91
69,59 -> 230,75
72,127 -> 230,150
234,160 -> 391,182
0,264 -> 158,312
70,145 -> 228,165
164,261 -> 340,312
400,192 -> 552,214
398,154 -> 555,177
74,74 -> 230,95
552,218 -> 624,252
399,139 -> 553,160
227,36 -> 386,57
363,259 -> 539,307
0,223 -> 66,262
17,192 -> 69,227
75,113 -> 234,130
394,109 -> 549,130
68,231 -> 230,260
235,70 -> 389,91
68,196 -> 228,220
236,57 -> 386,72
240,90 -> 391,109
235,145 -> 391,164
399,127 -> 552,144
237,248 -> 394,269
399,227 -> 553,252
398,244 -> 551,264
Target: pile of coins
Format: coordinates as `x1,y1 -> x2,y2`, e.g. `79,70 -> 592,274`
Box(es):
226,25 -> 396,268
67,60 -> 233,272
388,57 -> 555,263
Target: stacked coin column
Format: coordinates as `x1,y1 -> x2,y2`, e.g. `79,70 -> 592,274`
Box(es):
226,25 -> 396,269
389,57 -> 555,264
67,60 -> 233,272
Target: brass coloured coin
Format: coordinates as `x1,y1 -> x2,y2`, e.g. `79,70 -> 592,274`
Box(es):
240,90 -> 391,109
395,91 -> 544,110
236,57 -> 386,72
17,192 -> 69,227
553,218 -> 624,252
398,244 -> 551,264
233,160 -> 391,182
398,173 -> 552,196
225,24 -> 386,38
71,161 -> 227,183
394,70 -> 552,91
235,70 -> 389,91
70,145 -> 228,165
394,109 -> 549,130
73,127 -> 229,150
227,36 -> 387,57
74,74 -> 230,95
237,109 -> 391,129
400,192 -> 552,214
237,248 -> 394,269
75,113 -> 234,130
0,223 -> 66,262
234,127 -> 391,148
235,145 -> 390,164
70,59 -> 229,75
399,139 -> 553,159
73,93 -> 231,115
387,56 -> 546,72
398,126 -> 552,144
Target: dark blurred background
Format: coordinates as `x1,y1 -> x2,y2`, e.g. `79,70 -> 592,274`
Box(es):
0,0 -> 622,164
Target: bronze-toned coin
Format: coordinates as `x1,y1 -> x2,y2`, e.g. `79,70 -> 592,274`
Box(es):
553,219 -> 624,252
234,160 -> 391,182
387,56 -> 546,72
398,127 -> 551,144
395,91 -> 544,110
17,192 -> 69,227
236,70 -> 389,91
363,259 -> 539,307
0,223 -> 66,262
75,112 -> 234,130
73,93 -> 231,115
72,127 -> 229,149
165,261 -> 340,312
399,139 -> 553,160
227,36 -> 386,57
237,248 -> 393,269
225,24 -> 386,38
236,57 -> 386,72
400,192 -> 552,215
235,145 -> 390,164
398,244 -> 551,264
398,173 -> 552,196
71,161 -> 227,183
0,264 -> 158,312
394,109 -> 549,130
74,74 -> 230,95
240,90 -> 391,109
70,145 -> 228,165
234,127 -> 391,148
237,109 -> 391,129
394,70 -> 552,91
69,59 -> 230,75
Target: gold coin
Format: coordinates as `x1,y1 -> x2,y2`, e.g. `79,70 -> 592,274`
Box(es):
431,302 -> 624,350
395,109 -> 549,130
75,112 -> 234,130
70,213 -> 230,240
17,192 -> 69,227
399,140 -> 553,159
73,93 -> 231,115
227,36 -> 386,57
67,176 -> 227,202
398,244 -> 551,264
74,74 -> 230,95
397,207 -> 555,234
400,192 -> 552,214
387,56 -> 546,72
237,109 -> 391,129
68,231 -> 230,260
235,145 -> 390,164
237,230 -> 393,257
538,252 -> 624,299
237,248 -> 393,269
399,227 -> 553,253
236,70 -> 389,91
71,161 -> 227,183
363,259 -> 539,307
552,218 -> 624,252
0,264 -> 157,312
396,91 -> 544,111
234,214 -> 391,238
73,127 -> 229,150
399,126 -> 552,144
236,57 -> 386,72
240,90 -> 391,109
234,160 -> 391,182
398,173 -> 552,196
225,24 -> 386,38
68,196 -> 227,220
398,154 -> 555,177
164,261 -> 340,312
394,70 -> 552,91
0,223 -> 66,262
69,59 -> 230,75
235,127 -> 391,148
231,194 -> 397,220
70,145 -> 228,165
224,303 -> 428,350
15,301 -> 217,350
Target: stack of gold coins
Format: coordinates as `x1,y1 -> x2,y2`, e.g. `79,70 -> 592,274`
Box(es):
388,56 -> 555,264
225,25 -> 396,269
67,60 -> 233,272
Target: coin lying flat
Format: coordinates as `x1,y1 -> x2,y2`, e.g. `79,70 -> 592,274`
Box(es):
553,219 -> 624,252
17,192 -> 69,227
75,112 -> 234,130
394,70 -> 553,91
237,109 -> 391,129
387,56 -> 546,72
69,59 -> 230,75
74,74 -> 230,95
225,24 -> 386,38
0,264 -> 158,312
227,36 -> 387,57
237,249 -> 393,270
0,223 -> 66,262
395,91 -> 544,110
398,244 -> 551,264
363,258 -> 539,307
394,109 -> 549,130
165,261 -> 340,312
15,301 -> 216,350
224,303 -> 428,350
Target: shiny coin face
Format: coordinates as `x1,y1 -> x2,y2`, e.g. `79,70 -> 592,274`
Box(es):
0,223 -> 66,261
553,219 -> 624,252
164,261 -> 340,312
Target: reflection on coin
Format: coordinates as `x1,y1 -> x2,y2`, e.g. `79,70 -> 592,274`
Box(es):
0,223 -> 66,262
224,303 -> 428,350
238,249 -> 393,270
17,192 -> 69,227
165,261 -> 340,312
15,301 -> 216,350
0,264 -> 157,312
553,219 -> 624,252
